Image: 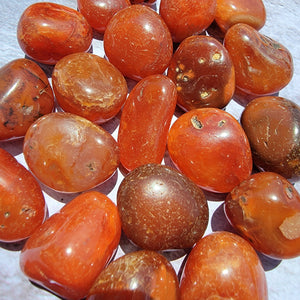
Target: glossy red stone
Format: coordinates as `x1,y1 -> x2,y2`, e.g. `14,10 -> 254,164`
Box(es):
241,96 -> 300,182
167,108 -> 253,193
17,2 -> 93,65
118,75 -> 177,171
0,148 -> 46,242
167,35 -> 235,110
0,58 -> 54,141
117,164 -> 209,250
159,0 -> 216,43
104,5 -> 173,81
180,231 -> 268,300
23,112 -> 119,193
87,250 -> 179,300
215,0 -> 266,32
77,0 -> 131,34
224,23 -> 293,100
52,52 -> 128,124
20,191 -> 121,300
225,172 -> 300,259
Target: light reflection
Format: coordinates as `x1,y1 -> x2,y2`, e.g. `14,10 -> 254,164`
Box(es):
144,23 -> 152,33
66,247 -> 72,255
270,194 -> 279,202
146,179 -> 167,198
84,87 -> 93,95
129,278 -> 139,290
218,130 -> 230,138
96,2 -> 106,9
1,80 -> 19,101
221,268 -> 230,277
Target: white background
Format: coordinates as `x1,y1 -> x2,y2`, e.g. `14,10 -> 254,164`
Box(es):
0,0 -> 300,299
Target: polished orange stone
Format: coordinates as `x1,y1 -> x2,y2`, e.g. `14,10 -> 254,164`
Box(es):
225,172 -> 300,259
167,35 -> 235,110
0,148 -> 46,243
167,108 -> 252,193
87,250 -> 179,300
77,0 -> 131,34
52,52 -> 128,124
23,112 -> 120,193
159,0 -> 216,43
104,5 -> 173,81
180,231 -> 268,300
224,23 -> 293,100
17,2 -> 93,65
215,0 -> 266,32
118,74 -> 177,171
20,191 -> 121,300
0,58 -> 54,141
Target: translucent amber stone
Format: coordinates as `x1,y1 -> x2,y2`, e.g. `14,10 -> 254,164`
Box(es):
17,2 -> 93,65
167,108 -> 252,193
77,0 -> 131,34
215,0 -> 266,32
0,58 -> 54,141
23,112 -> 119,193
159,0 -> 216,43
118,74 -> 177,171
180,231 -> 268,299
0,148 -> 46,243
104,5 -> 173,81
225,172 -> 300,259
52,52 -> 128,124
224,23 -> 293,100
88,250 -> 179,300
20,191 -> 121,300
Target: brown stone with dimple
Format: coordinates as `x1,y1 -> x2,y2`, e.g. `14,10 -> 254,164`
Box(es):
167,35 -> 235,111
241,96 -> 300,182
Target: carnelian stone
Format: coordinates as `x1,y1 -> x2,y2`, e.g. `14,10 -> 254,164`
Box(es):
87,250 -> 179,300
104,5 -> 173,81
0,58 -> 54,141
167,35 -> 235,110
17,2 -> 93,65
20,191 -> 121,300
224,23 -> 293,100
167,108 -> 252,193
225,172 -> 300,259
241,96 -> 300,182
0,148 -> 46,243
215,0 -> 266,32
23,112 -> 119,193
118,74 -> 177,171
52,52 -> 128,124
180,231 -> 268,300
159,0 -> 216,43
117,164 -> 209,251
77,0 -> 131,34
